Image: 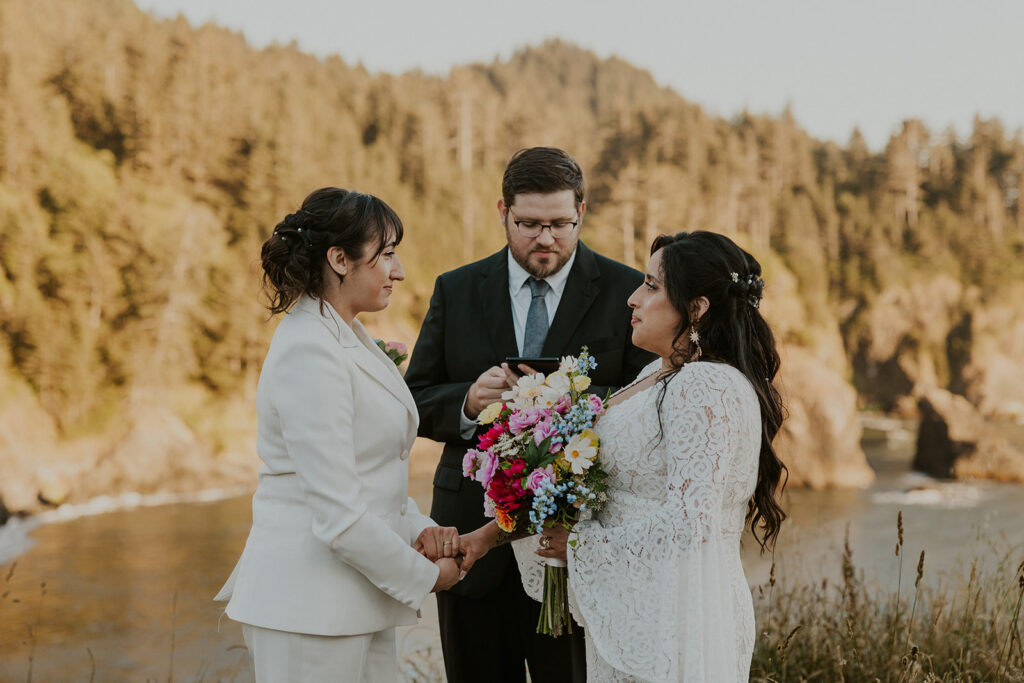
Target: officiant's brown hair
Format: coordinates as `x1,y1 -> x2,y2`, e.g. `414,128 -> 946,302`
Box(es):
261,187 -> 403,315
502,147 -> 586,209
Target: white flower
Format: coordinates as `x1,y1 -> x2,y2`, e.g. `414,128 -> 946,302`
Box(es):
545,370 -> 571,395
534,384 -> 563,410
562,431 -> 598,475
559,355 -> 577,374
502,373 -> 561,410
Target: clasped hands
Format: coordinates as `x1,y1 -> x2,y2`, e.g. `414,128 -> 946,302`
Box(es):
413,526 -> 467,592
416,521 -> 572,592
414,524 -> 496,592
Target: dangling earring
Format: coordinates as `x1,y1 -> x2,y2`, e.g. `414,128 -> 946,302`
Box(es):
688,326 -> 702,362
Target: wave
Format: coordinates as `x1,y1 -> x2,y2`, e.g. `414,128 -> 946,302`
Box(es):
0,516 -> 42,565
870,478 -> 984,508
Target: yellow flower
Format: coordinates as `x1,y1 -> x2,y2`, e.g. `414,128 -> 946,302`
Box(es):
478,402 -> 504,425
571,375 -> 591,391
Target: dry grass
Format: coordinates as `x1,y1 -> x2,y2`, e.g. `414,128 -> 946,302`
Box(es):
751,513 -> 1024,682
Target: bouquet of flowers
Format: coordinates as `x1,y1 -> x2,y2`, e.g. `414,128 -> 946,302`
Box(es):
462,349 -> 608,636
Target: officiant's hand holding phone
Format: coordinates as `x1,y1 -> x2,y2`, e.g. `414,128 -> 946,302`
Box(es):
505,356 -> 560,377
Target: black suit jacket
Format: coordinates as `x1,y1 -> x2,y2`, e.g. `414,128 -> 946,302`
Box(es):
405,242 -> 655,597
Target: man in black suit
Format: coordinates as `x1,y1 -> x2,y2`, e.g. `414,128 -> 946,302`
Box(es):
405,147 -> 654,683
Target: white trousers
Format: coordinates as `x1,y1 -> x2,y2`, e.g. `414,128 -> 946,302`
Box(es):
242,624 -> 397,683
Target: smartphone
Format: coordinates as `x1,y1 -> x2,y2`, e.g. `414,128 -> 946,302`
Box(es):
505,356 -> 561,376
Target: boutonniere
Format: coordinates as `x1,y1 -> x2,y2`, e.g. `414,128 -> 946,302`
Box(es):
375,339 -> 409,367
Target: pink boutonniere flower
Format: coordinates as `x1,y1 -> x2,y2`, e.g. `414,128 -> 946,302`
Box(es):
374,339 -> 409,367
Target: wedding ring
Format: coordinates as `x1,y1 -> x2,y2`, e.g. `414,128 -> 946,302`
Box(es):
540,536 -> 551,549
443,540 -> 452,546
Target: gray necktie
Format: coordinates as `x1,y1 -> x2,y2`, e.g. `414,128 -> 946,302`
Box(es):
522,278 -> 550,356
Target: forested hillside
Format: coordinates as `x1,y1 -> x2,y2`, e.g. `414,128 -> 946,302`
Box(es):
1,0 -> 1023,504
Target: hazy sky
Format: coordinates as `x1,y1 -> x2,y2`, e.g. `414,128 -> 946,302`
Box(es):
139,0 -> 1024,150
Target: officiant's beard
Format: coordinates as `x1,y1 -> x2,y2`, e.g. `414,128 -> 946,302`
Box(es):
506,231 -> 576,279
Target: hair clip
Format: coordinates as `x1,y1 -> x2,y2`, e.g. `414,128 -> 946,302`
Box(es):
730,272 -> 740,283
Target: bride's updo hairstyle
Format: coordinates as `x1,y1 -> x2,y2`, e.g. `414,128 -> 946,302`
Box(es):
651,230 -> 786,552
261,187 -> 403,315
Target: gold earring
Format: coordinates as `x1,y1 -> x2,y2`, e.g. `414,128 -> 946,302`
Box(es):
688,326 -> 702,362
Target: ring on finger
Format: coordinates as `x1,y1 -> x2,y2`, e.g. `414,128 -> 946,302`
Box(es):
540,536 -> 551,549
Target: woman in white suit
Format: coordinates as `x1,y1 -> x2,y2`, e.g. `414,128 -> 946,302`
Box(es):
215,187 -> 462,682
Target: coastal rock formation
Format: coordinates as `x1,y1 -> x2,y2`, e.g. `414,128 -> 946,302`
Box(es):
961,287 -> 1024,421
0,385 -> 257,514
775,346 -> 875,489
852,275 -> 967,411
913,388 -> 1024,482
952,437 -> 1024,483
72,405 -> 256,501
0,363 -> 62,511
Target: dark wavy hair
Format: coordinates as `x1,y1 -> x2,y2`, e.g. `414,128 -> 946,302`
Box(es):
502,147 -> 586,209
650,231 -> 787,552
260,188 -> 403,315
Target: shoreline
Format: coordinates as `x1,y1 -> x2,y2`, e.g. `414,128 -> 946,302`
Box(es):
0,485 -> 252,565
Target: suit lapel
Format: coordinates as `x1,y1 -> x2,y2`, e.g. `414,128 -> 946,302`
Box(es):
348,320 -> 420,430
543,242 -> 602,357
293,297 -> 419,436
478,247 -> 519,358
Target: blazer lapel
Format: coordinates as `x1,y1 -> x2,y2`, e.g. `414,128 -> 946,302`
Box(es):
542,242 -> 602,357
293,297 -> 419,436
349,319 -> 419,429
478,247 -> 519,358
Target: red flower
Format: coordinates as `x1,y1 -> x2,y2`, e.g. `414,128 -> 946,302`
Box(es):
506,459 -> 528,477
487,464 -> 528,511
477,422 -> 506,450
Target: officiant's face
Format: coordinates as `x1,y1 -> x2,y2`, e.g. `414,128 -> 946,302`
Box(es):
499,189 -> 584,279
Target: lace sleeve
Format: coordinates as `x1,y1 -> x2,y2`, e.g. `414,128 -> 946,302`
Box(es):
567,364 -> 748,682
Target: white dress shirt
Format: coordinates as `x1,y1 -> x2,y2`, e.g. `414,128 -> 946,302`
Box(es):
458,248 -> 578,437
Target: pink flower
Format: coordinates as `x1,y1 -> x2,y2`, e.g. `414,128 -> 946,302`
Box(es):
385,341 -> 408,356
462,449 -> 481,478
533,418 -> 558,447
508,408 -> 544,435
525,466 -> 556,493
475,450 -> 499,488
554,395 -> 572,415
587,394 -> 605,416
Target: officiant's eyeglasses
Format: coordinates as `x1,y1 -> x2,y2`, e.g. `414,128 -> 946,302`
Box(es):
507,209 -> 579,238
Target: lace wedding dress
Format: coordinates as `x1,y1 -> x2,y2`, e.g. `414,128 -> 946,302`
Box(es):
513,360 -> 761,682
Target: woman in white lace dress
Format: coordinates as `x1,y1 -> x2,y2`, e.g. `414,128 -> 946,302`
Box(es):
532,231 -> 788,682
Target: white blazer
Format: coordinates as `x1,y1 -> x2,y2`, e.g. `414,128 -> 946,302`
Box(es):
215,295 -> 439,636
